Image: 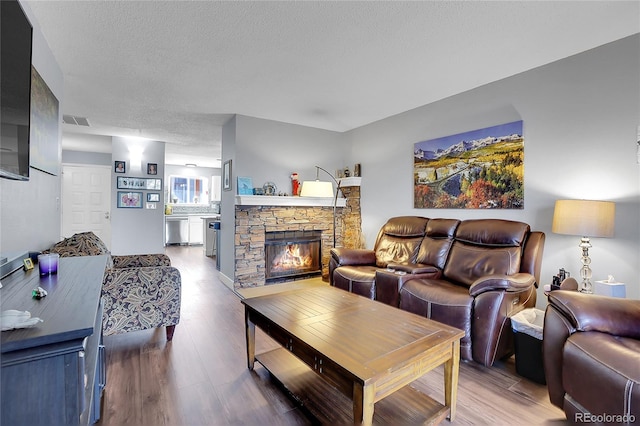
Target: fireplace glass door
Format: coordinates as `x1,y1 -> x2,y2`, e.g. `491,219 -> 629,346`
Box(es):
265,231 -> 322,282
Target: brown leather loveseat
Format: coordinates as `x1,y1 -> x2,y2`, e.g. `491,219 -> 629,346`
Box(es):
543,291 -> 639,423
330,216 -> 545,366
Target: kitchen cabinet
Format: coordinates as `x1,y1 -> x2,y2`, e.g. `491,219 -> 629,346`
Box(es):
211,176 -> 221,201
1,255 -> 108,425
188,215 -> 203,245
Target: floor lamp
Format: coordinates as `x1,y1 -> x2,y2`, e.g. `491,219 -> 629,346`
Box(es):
551,199 -> 615,293
299,166 -> 341,248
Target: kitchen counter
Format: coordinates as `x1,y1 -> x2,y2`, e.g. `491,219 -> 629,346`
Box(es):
199,215 -> 220,220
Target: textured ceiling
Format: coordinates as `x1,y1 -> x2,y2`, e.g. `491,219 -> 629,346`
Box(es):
25,1 -> 640,168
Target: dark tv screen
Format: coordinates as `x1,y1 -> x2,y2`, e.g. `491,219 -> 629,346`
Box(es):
1,0 -> 33,181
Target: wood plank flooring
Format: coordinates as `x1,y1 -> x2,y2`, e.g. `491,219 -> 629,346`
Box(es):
99,245 -> 568,425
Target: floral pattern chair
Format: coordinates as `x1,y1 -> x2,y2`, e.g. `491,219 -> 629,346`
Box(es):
45,232 -> 181,340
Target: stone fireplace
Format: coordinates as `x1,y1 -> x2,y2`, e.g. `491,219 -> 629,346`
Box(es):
235,204 -> 339,287
234,177 -> 362,289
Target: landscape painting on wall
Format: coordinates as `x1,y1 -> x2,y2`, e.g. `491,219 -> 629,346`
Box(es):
30,66 -> 60,176
414,120 -> 524,209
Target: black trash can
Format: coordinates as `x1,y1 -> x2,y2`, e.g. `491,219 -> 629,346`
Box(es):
511,308 -> 546,384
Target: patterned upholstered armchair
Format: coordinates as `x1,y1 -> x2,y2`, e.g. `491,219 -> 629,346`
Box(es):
45,232 -> 181,340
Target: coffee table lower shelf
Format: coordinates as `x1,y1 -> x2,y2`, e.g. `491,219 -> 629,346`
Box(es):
256,347 -> 450,425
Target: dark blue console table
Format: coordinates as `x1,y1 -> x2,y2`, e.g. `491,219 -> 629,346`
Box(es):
1,255 -> 108,425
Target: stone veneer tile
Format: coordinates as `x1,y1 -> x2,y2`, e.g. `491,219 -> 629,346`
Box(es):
234,186 -> 362,288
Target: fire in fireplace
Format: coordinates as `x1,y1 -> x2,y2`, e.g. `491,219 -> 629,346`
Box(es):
265,231 -> 322,282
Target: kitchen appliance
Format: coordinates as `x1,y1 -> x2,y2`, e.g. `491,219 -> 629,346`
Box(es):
204,219 -> 219,257
165,216 -> 188,245
208,221 -> 221,270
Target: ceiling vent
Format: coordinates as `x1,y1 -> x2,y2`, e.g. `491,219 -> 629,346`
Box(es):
63,115 -> 90,126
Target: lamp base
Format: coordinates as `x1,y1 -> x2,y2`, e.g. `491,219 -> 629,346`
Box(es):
578,237 -> 593,294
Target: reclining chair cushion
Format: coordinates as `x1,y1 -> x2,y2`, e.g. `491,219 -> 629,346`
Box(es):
399,278 -> 473,359
375,237 -> 422,268
563,332 -> 640,417
415,218 -> 459,270
444,242 -> 522,287
374,216 -> 428,267
333,265 -> 378,299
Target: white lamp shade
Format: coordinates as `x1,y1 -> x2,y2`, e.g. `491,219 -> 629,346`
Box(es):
300,180 -> 334,198
552,199 -> 615,238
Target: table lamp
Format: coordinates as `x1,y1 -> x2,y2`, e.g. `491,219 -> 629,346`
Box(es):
551,199 -> 615,293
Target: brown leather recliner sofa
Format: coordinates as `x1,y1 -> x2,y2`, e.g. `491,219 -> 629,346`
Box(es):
329,216 -> 545,366
543,291 -> 640,424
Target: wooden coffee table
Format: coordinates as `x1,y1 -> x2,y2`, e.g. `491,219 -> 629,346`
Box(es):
242,286 -> 464,425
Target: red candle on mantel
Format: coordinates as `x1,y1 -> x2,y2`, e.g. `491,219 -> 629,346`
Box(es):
291,173 -> 300,196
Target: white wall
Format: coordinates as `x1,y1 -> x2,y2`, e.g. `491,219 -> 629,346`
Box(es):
110,137 -> 166,254
0,1 -> 63,256
62,150 -> 111,166
347,35 -> 640,303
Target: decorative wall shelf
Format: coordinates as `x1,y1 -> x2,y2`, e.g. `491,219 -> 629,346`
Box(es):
235,195 -> 346,207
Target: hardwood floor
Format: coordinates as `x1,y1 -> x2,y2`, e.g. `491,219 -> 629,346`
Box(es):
99,245 -> 567,425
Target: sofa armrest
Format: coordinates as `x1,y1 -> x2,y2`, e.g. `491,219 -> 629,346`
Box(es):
102,266 -> 181,336
112,253 -> 171,268
468,273 -> 535,297
330,248 -> 376,266
547,290 -> 640,338
386,262 -> 440,275
375,267 -> 442,307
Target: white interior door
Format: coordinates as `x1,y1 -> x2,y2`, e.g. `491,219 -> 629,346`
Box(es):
61,164 -> 112,249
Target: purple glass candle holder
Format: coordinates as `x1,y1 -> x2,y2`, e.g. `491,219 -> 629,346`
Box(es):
38,253 -> 59,276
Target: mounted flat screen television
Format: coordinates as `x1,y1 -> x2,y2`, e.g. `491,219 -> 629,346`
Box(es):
0,0 -> 33,181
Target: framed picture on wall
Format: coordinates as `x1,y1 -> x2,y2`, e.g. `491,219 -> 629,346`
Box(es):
147,193 -> 160,202
145,178 -> 162,190
117,191 -> 143,208
223,160 -> 232,191
117,176 -> 146,189
237,176 -> 253,195
413,120 -> 524,209
147,163 -> 157,175
114,161 -> 126,174
30,66 -> 60,176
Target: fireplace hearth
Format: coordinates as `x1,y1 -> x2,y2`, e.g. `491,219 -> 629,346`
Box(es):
265,231 -> 322,282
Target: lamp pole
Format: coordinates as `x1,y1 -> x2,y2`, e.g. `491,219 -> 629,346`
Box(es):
314,166 -> 342,248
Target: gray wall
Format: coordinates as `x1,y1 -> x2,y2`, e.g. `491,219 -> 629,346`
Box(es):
348,34 -> 640,302
220,35 -> 639,303
110,137 -> 165,254
0,1 -> 63,256
219,115 -> 347,285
